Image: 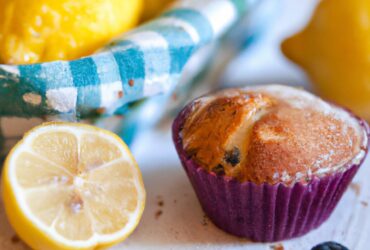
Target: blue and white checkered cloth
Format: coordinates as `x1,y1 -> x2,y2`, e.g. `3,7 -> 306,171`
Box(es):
0,0 -> 262,158
0,0 -> 256,119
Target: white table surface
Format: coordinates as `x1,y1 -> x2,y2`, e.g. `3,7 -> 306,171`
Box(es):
2,0 -> 370,249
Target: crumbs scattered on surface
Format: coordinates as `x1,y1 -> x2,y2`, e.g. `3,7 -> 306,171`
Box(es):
349,182 -> 361,196
156,195 -> 164,207
128,79 -> 135,87
155,195 -> 164,219
11,235 -> 20,244
10,234 -> 29,249
270,243 -> 284,250
201,214 -> 209,226
155,210 -> 163,219
118,91 -> 124,98
361,201 -> 368,207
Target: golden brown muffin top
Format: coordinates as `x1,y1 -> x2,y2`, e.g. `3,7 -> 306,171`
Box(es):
181,85 -> 366,185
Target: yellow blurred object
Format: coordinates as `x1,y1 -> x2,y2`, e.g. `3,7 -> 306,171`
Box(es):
2,122 -> 146,250
282,0 -> 370,120
141,0 -> 174,22
0,0 -> 143,64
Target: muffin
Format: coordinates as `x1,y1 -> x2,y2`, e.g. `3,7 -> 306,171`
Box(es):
172,85 -> 369,242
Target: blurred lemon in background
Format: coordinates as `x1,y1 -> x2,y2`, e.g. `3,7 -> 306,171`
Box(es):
141,0 -> 174,22
0,0 -> 142,64
282,0 -> 370,120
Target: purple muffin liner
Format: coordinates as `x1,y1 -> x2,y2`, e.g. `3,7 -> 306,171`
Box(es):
172,103 -> 370,242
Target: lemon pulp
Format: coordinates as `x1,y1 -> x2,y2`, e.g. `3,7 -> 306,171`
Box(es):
2,123 -> 145,250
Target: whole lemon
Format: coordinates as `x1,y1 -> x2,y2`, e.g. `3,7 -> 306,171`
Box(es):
141,0 -> 174,22
282,0 -> 370,120
0,0 -> 142,64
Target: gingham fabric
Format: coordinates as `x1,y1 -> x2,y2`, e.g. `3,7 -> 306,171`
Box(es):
0,0 -> 256,119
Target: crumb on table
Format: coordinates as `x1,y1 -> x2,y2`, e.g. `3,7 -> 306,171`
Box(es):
155,210 -> 163,219
11,235 -> 20,244
270,243 -> 284,250
349,183 -> 361,196
201,214 -> 209,226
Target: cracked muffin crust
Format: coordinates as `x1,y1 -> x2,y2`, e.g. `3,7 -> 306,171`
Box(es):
181,85 -> 366,185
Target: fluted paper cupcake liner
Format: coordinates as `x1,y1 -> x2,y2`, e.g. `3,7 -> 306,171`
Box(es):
173,104 -> 369,242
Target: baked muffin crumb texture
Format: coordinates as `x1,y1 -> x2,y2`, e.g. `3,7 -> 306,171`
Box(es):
181,85 -> 366,185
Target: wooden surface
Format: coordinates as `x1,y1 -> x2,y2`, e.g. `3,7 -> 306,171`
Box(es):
1,130 -> 369,250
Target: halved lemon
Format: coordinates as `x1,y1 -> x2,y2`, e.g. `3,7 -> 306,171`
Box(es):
1,122 -> 145,250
